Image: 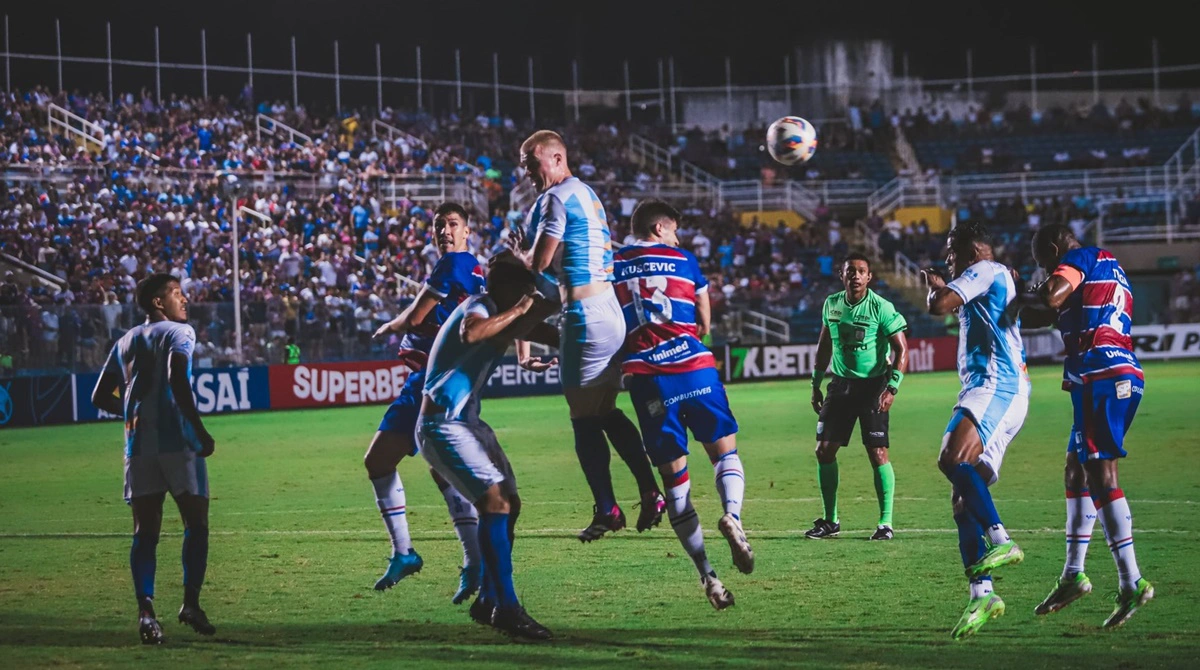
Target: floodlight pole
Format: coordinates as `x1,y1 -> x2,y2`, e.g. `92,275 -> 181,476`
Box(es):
231,198 -> 243,365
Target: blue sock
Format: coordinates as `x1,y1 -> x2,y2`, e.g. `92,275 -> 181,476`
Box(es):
130,531 -> 158,607
182,525 -> 209,607
950,463 -> 1001,528
572,417 -> 616,511
480,571 -> 495,606
478,513 -> 519,610
602,409 -> 659,496
953,499 -> 987,568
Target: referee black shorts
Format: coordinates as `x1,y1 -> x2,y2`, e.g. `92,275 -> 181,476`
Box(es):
816,375 -> 890,448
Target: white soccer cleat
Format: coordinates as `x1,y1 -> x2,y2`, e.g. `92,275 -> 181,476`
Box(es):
718,513 -> 755,574
702,574 -> 735,611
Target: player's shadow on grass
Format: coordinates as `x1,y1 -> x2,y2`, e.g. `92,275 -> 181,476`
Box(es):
7,615 -> 1191,668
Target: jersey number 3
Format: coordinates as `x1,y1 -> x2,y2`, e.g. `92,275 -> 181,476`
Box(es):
626,276 -> 673,325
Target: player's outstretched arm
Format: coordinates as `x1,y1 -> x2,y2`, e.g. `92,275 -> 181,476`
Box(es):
373,289 -> 440,339
1034,274 -> 1077,311
170,352 -> 214,457
461,294 -> 557,345
922,269 -> 964,316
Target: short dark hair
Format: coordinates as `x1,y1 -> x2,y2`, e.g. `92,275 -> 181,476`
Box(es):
433,201 -> 469,224
1032,222 -> 1075,257
947,220 -> 993,250
486,253 -> 537,309
630,199 -> 681,239
136,273 -> 179,314
842,252 -> 871,272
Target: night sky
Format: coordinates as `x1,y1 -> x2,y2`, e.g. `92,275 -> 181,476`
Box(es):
4,1 -> 1195,112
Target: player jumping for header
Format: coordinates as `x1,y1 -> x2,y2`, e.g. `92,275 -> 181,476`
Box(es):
924,222 -> 1031,639
1020,223 -> 1154,627
614,200 -> 752,610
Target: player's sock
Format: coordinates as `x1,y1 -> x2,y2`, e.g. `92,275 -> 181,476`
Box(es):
1093,488 -> 1142,591
479,569 -> 496,607
873,462 -> 895,527
130,530 -> 159,607
478,513 -> 519,609
950,463 -> 1008,545
371,472 -> 414,555
1064,487 -> 1096,578
954,501 -> 987,569
663,467 -> 714,577
817,460 -> 839,524
181,524 -> 208,608
602,409 -> 659,496
969,576 -> 994,599
572,416 -> 617,511
713,450 -> 745,520
438,480 -> 481,569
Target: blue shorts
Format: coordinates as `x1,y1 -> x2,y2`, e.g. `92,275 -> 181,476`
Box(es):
378,369 -> 425,454
1069,375 -> 1143,462
627,367 -> 739,467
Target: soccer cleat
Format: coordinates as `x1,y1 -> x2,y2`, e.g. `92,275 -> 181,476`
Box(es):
374,551 -> 424,591
951,593 -> 1005,639
718,513 -> 755,574
702,573 -> 735,610
870,525 -> 895,541
491,605 -> 554,640
804,517 -> 840,539
577,505 -> 626,542
1034,572 -> 1093,615
452,564 -> 483,605
468,598 -> 495,627
635,491 -> 666,533
1103,578 -> 1155,628
965,540 -> 1023,579
138,612 -> 165,645
177,604 -> 216,636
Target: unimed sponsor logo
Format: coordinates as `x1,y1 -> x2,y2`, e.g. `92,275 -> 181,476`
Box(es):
290,364 -> 409,405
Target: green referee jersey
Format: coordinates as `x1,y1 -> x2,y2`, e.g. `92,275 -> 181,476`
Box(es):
821,289 -> 908,379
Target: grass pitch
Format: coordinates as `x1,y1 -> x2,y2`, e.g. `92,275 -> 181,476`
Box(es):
1,362 -> 1198,668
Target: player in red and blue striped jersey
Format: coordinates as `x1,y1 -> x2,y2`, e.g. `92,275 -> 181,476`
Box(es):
366,202 -> 488,601
1023,223 -> 1153,627
612,199 -> 752,610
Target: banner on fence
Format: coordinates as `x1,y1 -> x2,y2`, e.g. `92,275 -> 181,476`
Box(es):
722,337 -> 957,381
74,367 -> 271,422
0,375 -> 75,428
482,357 -> 562,399
269,361 -> 413,409
1130,323 -> 1200,360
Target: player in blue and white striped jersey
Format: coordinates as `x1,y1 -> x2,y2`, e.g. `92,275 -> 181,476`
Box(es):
91,273 -> 217,645
511,130 -> 664,542
925,221 -> 1031,639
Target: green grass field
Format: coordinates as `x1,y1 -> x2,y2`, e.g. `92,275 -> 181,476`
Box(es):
2,362 -> 1198,668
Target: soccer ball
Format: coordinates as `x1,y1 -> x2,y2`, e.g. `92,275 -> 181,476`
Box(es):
766,116 -> 818,166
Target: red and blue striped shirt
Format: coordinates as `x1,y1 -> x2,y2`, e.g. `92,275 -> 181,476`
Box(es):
1052,247 -> 1143,389
613,242 -> 715,376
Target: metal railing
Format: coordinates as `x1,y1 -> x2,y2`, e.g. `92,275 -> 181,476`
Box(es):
741,309 -> 791,344
371,118 -> 427,151
893,251 -> 924,289
716,180 -> 817,220
1095,195 -> 1198,244
628,134 -> 673,173
1165,127 -> 1200,194
45,102 -> 104,149
256,113 -> 312,146
855,220 -> 883,260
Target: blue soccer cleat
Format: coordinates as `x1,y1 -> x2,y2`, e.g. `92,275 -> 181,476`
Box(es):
374,551 -> 423,591
452,564 -> 483,605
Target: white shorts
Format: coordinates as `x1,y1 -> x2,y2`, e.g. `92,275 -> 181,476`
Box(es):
946,388 -> 1029,484
559,289 -> 624,389
417,415 -> 517,502
124,450 -> 209,501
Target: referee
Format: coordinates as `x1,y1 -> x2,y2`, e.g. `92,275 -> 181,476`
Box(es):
807,253 -> 909,540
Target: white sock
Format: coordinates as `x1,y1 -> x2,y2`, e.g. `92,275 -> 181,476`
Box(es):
441,483 -> 480,569
1063,489 -> 1097,577
713,451 -> 745,521
665,473 -> 713,578
969,576 -> 994,599
985,524 -> 1010,546
371,472 -> 413,555
1096,491 -> 1142,591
